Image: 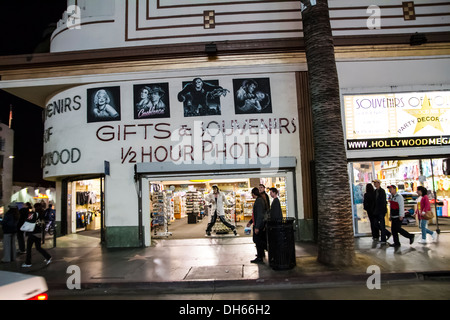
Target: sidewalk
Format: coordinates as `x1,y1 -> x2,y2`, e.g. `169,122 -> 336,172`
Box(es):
1,231 -> 449,294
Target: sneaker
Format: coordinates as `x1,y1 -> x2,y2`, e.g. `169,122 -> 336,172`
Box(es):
21,263 -> 32,268
388,242 -> 400,247
45,258 -> 52,266
250,258 -> 264,264
409,235 -> 415,245
431,231 -> 438,241
418,239 -> 427,244
206,231 -> 211,236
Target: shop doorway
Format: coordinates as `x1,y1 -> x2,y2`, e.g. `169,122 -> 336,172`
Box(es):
147,173 -> 294,241
63,177 -> 105,242
349,158 -> 450,236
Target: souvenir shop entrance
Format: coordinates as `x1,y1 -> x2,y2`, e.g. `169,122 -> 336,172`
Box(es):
61,176 -> 105,242
145,170 -> 296,241
349,157 -> 450,236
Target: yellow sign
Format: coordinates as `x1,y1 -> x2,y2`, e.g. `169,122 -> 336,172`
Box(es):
344,91 -> 450,141
404,95 -> 446,134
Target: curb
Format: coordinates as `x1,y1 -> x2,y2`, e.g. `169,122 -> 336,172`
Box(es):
47,270 -> 429,296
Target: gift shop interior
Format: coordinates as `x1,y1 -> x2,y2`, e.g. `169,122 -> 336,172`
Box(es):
350,157 -> 450,235
149,176 -> 288,240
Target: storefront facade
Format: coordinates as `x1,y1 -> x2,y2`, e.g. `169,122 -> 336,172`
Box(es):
338,58 -> 450,236
42,69 -> 310,247
1,0 -> 449,247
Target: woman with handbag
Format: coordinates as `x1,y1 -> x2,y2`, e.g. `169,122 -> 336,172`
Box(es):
21,203 -> 52,267
416,186 -> 438,244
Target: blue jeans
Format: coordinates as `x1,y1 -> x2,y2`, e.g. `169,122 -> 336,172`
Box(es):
420,219 -> 433,240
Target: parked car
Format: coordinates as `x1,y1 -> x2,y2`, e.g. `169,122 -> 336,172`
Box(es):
0,271 -> 48,300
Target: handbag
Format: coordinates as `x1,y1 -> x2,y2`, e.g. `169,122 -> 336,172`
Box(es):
20,221 -> 36,232
423,210 -> 434,220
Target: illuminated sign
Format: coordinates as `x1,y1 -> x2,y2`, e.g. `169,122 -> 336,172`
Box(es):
343,91 -> 450,150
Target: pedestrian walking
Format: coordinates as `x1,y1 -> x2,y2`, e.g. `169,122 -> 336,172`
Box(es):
44,203 -> 56,232
247,187 -> 267,263
17,202 -> 32,253
22,203 -> 52,268
364,183 -> 379,241
415,186 -> 438,244
387,185 -> 414,247
205,185 -> 237,236
372,179 -> 392,244
269,187 -> 283,221
1,202 -> 19,262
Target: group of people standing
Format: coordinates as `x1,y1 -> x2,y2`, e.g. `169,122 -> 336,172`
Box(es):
1,202 -> 53,267
204,183 -> 282,264
364,179 -> 438,247
246,184 -> 283,264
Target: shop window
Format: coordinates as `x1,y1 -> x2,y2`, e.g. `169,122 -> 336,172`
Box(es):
69,178 -> 102,234
350,158 -> 450,236
149,176 -> 288,239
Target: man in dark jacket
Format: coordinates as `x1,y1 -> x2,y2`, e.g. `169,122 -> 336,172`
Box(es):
258,184 -> 270,210
2,202 -> 19,262
247,187 -> 267,263
372,179 -> 391,244
269,187 -> 283,221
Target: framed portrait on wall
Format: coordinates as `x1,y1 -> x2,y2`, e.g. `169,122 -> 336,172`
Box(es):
87,86 -> 121,123
177,78 -> 229,117
133,83 -> 170,119
233,78 -> 272,114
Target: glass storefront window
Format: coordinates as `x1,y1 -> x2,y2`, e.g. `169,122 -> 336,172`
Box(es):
350,158 -> 450,236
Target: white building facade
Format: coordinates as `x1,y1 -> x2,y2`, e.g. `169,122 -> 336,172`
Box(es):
0,0 -> 449,246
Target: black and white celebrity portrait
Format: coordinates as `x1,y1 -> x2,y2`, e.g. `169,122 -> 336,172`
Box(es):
87,87 -> 121,123
233,78 -> 272,114
177,78 -> 229,117
133,83 -> 170,119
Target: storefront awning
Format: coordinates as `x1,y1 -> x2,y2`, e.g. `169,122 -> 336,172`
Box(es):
135,157 -> 297,176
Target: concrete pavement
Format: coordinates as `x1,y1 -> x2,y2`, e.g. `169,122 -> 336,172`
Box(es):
1,231 -> 449,295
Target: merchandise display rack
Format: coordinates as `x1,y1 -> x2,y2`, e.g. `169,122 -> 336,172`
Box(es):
151,190 -> 173,237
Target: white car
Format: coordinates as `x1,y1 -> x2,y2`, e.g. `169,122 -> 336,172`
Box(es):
0,271 -> 48,300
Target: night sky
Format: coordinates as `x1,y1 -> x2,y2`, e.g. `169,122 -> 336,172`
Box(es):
0,1 -> 67,186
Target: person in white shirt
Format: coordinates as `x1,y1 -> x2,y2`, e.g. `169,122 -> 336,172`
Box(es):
205,185 -> 237,236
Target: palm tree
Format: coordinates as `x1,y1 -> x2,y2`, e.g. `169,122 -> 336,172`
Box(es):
300,0 -> 355,266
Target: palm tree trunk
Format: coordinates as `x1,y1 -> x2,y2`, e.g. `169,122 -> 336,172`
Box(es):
300,0 -> 355,266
